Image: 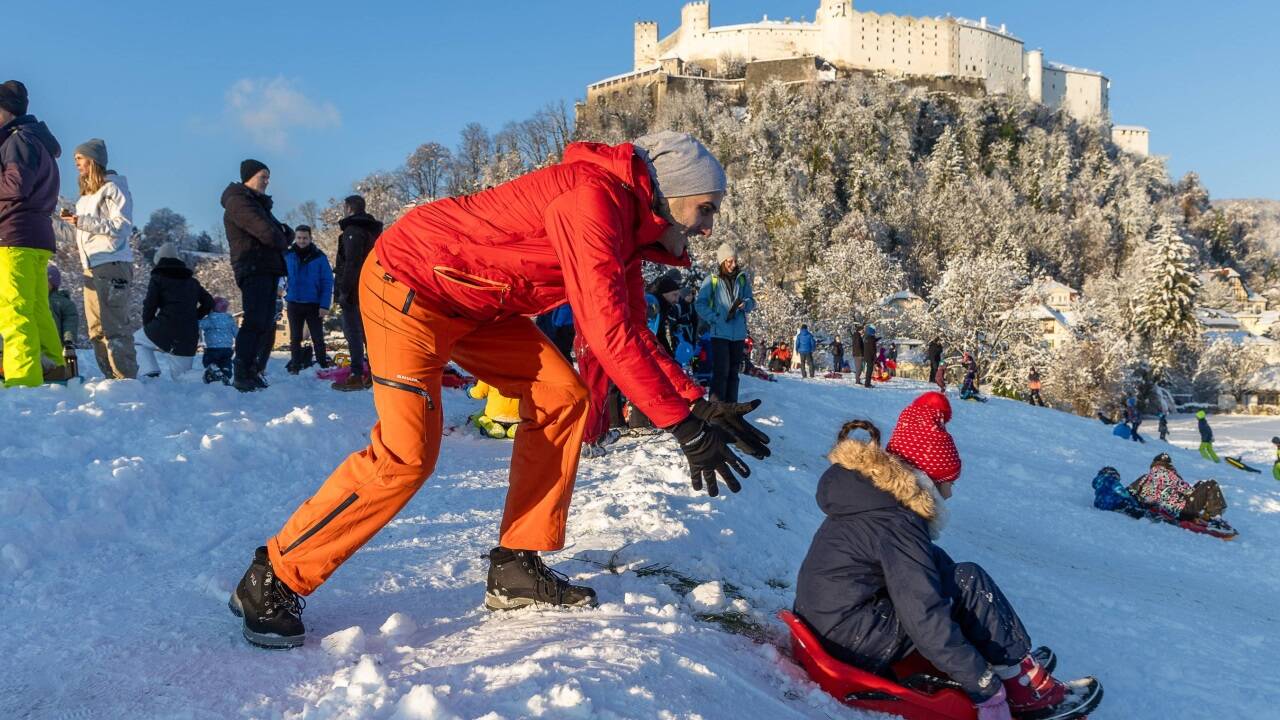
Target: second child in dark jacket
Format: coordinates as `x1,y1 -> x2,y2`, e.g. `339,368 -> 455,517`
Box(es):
794,392 -> 1100,719
331,195 -> 382,390
134,245 -> 213,379
283,226 -> 334,373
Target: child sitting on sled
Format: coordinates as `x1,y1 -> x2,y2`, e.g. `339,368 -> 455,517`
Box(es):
1128,453 -> 1227,522
794,392 -> 1101,720
467,381 -> 520,439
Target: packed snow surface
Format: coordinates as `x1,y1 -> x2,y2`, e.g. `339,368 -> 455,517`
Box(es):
2,355 -> 1278,719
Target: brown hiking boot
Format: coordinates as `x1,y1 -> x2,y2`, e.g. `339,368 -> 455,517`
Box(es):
331,373 -> 368,392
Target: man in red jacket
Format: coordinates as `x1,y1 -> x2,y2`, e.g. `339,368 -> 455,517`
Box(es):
230,131 -> 772,648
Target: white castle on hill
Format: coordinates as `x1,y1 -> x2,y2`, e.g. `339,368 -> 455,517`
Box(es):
587,1 -> 1150,156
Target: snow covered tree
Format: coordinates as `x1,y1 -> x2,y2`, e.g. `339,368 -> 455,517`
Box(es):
1132,218 -> 1201,376
402,142 -> 452,203
804,229 -> 905,331
141,208 -> 189,261
1197,338 -> 1269,404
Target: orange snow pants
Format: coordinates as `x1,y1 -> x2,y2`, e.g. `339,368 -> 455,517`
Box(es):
268,258 -> 590,595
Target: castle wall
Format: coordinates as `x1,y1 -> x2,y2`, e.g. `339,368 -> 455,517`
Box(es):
1042,65 -> 1108,122
955,23 -> 1024,95
822,11 -> 955,77
1112,125 -> 1150,156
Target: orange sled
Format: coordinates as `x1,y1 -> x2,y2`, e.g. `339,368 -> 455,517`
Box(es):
779,610 -> 977,720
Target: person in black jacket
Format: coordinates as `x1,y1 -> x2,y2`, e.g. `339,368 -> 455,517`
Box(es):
223,159 -> 292,392
648,270 -> 682,357
794,393 -> 1100,720
133,243 -> 214,379
927,337 -> 943,384
850,326 -> 864,380
331,194 -> 382,391
860,325 -> 878,388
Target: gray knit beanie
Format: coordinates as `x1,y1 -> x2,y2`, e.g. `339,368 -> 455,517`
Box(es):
716,242 -> 738,265
74,138 -> 108,168
633,130 -> 726,198
155,242 -> 181,262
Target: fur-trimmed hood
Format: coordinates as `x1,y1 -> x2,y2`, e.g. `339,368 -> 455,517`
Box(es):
822,439 -> 949,539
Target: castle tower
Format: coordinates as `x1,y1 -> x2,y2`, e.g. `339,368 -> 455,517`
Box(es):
681,1 -> 710,36
1025,49 -> 1044,102
635,21 -> 659,70
818,0 -> 850,20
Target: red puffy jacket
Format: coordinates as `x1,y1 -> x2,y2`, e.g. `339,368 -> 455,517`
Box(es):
375,141 -> 703,427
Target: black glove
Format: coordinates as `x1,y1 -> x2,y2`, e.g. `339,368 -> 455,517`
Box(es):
669,416 -> 750,497
691,398 -> 771,459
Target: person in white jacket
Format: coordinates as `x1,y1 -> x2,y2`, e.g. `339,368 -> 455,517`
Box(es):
61,138 -> 137,378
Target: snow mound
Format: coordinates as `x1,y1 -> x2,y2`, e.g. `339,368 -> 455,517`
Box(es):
2,353 -> 1278,718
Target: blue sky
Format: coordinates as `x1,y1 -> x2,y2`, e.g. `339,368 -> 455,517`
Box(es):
8,1 -> 1278,234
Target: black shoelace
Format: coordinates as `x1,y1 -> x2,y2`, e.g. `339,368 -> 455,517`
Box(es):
526,553 -> 574,603
269,580 -> 306,617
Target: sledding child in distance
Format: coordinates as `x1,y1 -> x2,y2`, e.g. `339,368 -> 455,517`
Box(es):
1157,412 -> 1169,442
1197,410 -> 1219,462
1273,437 -> 1280,482
199,297 -> 237,384
468,381 -> 521,439
794,392 -> 1102,720
1026,367 -> 1044,406
1129,453 -> 1228,522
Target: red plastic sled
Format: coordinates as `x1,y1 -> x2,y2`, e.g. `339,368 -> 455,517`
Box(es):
778,610 -> 976,720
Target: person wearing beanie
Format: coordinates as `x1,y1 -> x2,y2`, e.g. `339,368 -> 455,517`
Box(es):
859,324 -> 878,388
331,194 -> 382,391
134,246 -> 214,380
199,296 -> 238,385
63,136 -> 137,379
1128,453 -> 1228,522
647,270 -> 684,357
696,241 -> 754,401
0,80 -> 67,387
794,406 -> 1102,720
1196,410 -> 1218,462
229,131 -> 772,649
46,263 -> 78,347
222,158 -> 292,391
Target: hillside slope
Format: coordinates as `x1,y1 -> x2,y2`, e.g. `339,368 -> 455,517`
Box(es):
2,358 -> 1277,719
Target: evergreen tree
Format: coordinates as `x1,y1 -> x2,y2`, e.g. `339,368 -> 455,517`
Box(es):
1133,218 -> 1201,376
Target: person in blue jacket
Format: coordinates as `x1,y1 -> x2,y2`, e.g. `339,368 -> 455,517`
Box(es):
794,324 -> 816,378
282,225 -> 333,373
794,392 -> 1100,720
696,242 -> 754,402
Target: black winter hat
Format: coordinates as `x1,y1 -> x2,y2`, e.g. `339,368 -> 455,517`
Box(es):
0,80 -> 29,116
240,158 -> 269,183
651,271 -> 681,296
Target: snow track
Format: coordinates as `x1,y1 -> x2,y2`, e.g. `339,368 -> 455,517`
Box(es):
2,354 -> 1277,718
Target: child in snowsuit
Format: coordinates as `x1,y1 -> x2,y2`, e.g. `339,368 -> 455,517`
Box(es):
1091,467 -> 1145,518
934,360 -> 947,393
1157,412 -> 1169,442
959,355 -> 984,402
199,297 -> 237,384
134,244 -> 214,380
794,392 -> 1100,720
1128,453 -> 1227,522
468,381 -> 520,439
44,264 -> 79,382
1196,411 -> 1218,463
1273,437 -> 1280,482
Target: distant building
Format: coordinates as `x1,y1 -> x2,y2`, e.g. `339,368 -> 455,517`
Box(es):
1029,278 -> 1079,349
588,1 -> 1149,154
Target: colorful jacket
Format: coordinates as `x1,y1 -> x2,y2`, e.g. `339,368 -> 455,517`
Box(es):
469,381 -> 521,425
374,141 -> 703,428
1091,467 -> 1143,516
1128,465 -> 1193,517
0,114 -> 61,251
1197,417 -> 1213,443
284,243 -> 334,308
696,270 -> 754,342
199,312 -> 237,349
73,174 -> 133,269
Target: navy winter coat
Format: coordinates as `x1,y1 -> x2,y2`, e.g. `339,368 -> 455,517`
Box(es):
794,440 -> 989,695
284,243 -> 334,308
1198,417 -> 1213,443
0,114 -> 61,251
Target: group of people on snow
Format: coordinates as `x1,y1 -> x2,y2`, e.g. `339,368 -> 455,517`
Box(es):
0,79 -> 383,391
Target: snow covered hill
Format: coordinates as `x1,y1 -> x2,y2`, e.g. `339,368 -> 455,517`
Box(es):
3,357 -> 1278,719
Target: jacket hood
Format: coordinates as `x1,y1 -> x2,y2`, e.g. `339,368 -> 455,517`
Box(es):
102,172 -> 129,194
561,141 -> 687,268
822,439 -> 949,539
339,212 -> 383,233
152,257 -> 192,278
221,182 -> 272,211
4,115 -> 62,159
